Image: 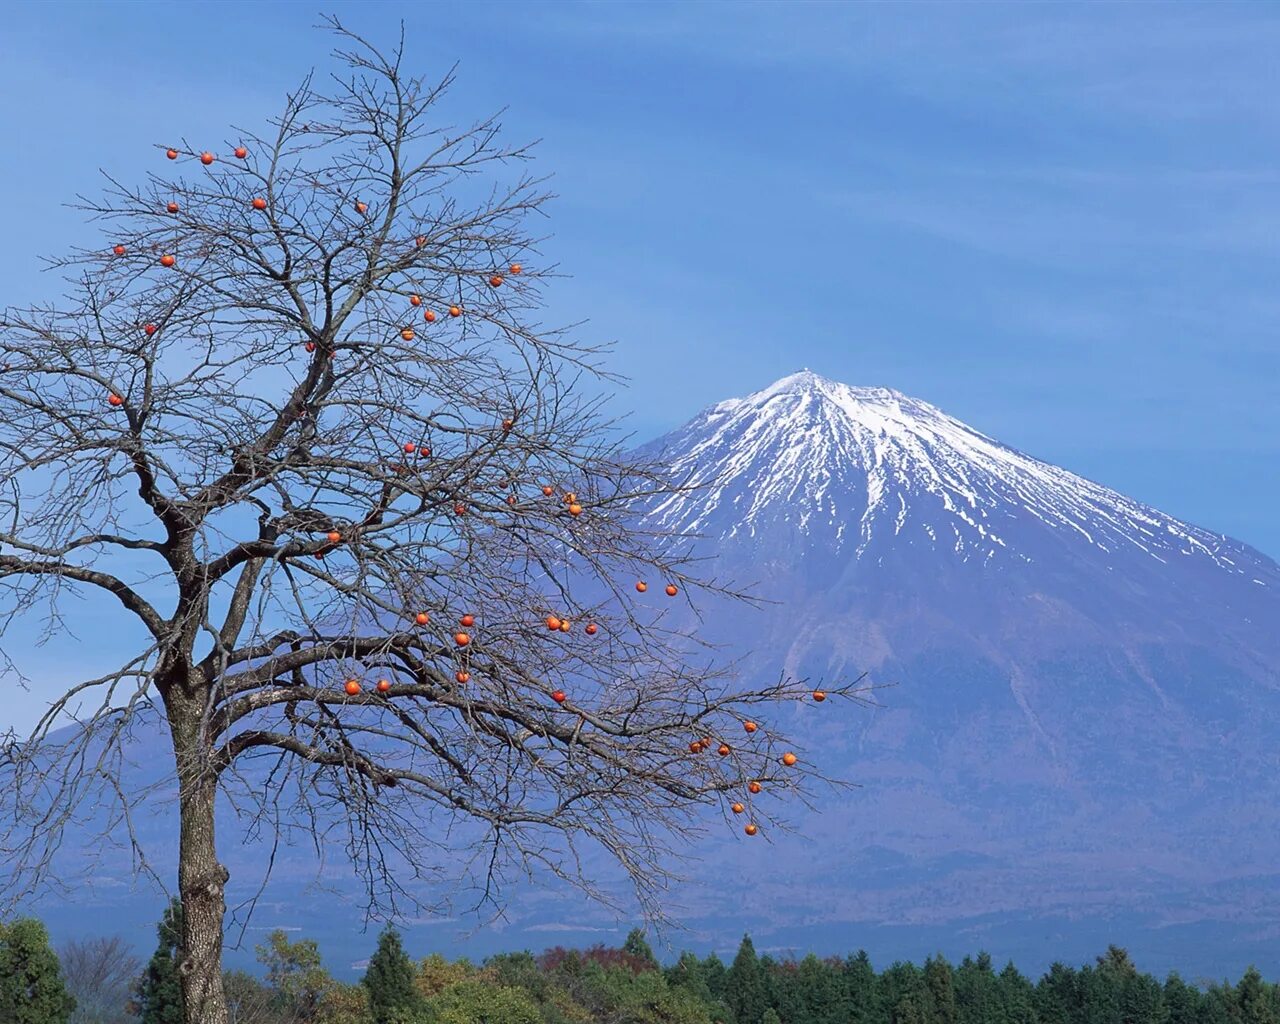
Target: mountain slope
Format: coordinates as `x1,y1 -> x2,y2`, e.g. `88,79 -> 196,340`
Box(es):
629,371 -> 1280,969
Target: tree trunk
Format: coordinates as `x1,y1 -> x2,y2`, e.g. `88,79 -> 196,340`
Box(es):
171,698 -> 230,1024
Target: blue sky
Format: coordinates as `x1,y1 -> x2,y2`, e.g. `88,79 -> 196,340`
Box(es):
1,0 -> 1278,737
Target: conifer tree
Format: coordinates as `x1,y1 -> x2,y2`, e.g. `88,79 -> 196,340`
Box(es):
954,953 -> 1000,1024
1033,961 -> 1077,1024
727,935 -> 766,1024
893,994 -> 926,1024
0,917 -> 77,1024
1237,966 -> 1279,1024
362,926 -> 422,1024
923,955 -> 957,1024
880,962 -> 930,1024
1163,972 -> 1203,1024
1202,984 -> 1238,1024
703,952 -> 730,1003
844,951 -> 878,1024
623,929 -> 660,971
668,951 -> 715,1004
134,899 -> 185,1024
794,952 -> 843,1024
998,961 -> 1036,1024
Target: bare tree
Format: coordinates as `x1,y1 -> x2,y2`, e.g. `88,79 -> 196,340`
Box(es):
59,936 -> 142,1024
0,19 -> 867,1024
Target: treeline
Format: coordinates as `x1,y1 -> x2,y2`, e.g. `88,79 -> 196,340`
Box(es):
3,904 -> 1280,1024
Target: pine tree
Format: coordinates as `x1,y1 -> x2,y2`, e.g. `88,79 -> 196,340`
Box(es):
668,951 -> 714,1004
894,994 -> 926,1024
880,961 -> 932,1024
954,954 -> 1000,1024
924,955 -> 957,1024
703,952 -> 730,1002
1237,966 -> 1279,1024
795,952 -> 843,1024
726,934 -> 766,1024
1034,962 -> 1077,1024
998,961 -> 1036,1024
844,951 -> 878,1024
0,917 -> 77,1024
362,925 -> 422,1024
133,899 -> 184,1024
1163,972 -> 1203,1024
1202,984 -> 1237,1024
762,1009 -> 782,1024
623,929 -> 660,971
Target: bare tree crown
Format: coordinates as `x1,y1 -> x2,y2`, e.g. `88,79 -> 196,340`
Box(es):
0,20 -> 867,938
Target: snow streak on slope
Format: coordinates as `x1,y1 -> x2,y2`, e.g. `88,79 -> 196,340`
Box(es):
642,371 -> 1265,577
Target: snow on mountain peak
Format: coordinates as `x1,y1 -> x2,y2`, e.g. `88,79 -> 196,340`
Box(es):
641,373 -> 1269,580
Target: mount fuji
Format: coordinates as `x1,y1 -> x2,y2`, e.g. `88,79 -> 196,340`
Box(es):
10,371 -> 1280,979
626,370 -> 1280,973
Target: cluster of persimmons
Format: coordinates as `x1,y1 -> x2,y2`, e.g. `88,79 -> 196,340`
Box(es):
103,145 -> 827,839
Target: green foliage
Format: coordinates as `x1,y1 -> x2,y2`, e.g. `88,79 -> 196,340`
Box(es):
623,929 -> 660,972
257,928 -> 334,1017
414,954 -> 475,1000
1237,966 -> 1279,1024
954,953 -> 999,1024
0,917 -> 77,1024
726,935 -> 765,1024
318,980 -> 375,1024
423,980 -> 541,1024
6,913 -> 1280,1024
362,926 -> 424,1024
701,954 -> 729,1005
924,955 -> 957,1024
1164,972 -> 1204,1024
999,961 -> 1036,1024
133,899 -> 184,1024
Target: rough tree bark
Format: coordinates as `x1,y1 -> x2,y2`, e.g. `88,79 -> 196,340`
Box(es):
171,686 -> 229,1021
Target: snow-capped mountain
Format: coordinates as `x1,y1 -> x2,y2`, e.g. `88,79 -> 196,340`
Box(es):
645,369 -> 1271,578
11,371 -> 1280,980
639,370 -> 1278,652
629,371 -> 1280,975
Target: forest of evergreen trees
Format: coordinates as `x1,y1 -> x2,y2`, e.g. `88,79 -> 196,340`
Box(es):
3,904 -> 1279,1024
